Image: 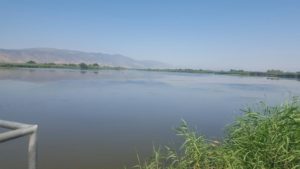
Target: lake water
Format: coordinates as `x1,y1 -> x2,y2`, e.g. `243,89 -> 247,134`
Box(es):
0,68 -> 299,169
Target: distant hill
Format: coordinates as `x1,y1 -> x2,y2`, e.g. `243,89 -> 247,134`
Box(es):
0,48 -> 170,68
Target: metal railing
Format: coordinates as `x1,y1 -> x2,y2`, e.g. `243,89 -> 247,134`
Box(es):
0,119 -> 38,169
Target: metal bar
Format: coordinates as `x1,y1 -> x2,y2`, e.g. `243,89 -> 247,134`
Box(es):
0,119 -> 31,129
0,120 -> 38,169
28,126 -> 37,169
0,125 -> 36,143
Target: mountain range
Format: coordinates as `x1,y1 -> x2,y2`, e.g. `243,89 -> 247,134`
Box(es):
0,48 -> 170,68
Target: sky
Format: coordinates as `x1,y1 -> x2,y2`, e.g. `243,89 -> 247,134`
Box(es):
0,0 -> 299,71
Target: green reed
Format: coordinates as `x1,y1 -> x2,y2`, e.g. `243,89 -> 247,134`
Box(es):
133,99 -> 300,169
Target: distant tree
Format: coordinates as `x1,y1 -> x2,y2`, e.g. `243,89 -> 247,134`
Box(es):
297,72 -> 300,79
26,60 -> 36,64
267,69 -> 283,74
68,63 -> 77,67
92,63 -> 99,67
79,63 -> 88,69
230,69 -> 244,73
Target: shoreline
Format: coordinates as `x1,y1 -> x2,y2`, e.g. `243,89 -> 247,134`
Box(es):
0,62 -> 299,80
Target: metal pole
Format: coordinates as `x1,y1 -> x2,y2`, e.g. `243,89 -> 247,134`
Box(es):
0,126 -> 36,143
28,125 -> 38,169
0,120 -> 38,169
0,119 -> 30,129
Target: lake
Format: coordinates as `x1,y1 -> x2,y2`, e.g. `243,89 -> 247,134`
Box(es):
0,68 -> 299,169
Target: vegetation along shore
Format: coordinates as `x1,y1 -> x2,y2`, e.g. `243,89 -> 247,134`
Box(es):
141,68 -> 300,80
134,99 -> 300,169
1,61 -> 299,80
0,61 -> 125,70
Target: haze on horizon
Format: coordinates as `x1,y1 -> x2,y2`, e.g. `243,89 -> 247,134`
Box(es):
0,0 -> 299,71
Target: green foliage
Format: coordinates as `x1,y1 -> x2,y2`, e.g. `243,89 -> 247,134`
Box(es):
225,101 -> 300,169
92,63 -> 99,67
134,100 -> 300,169
26,60 -> 36,64
79,62 -> 88,69
267,69 -> 284,75
141,69 -> 300,80
0,62 -> 127,70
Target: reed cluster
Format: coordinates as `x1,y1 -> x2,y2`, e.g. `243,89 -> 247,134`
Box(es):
134,100 -> 300,169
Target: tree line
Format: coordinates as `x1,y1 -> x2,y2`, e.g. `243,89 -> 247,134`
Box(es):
0,61 -> 125,70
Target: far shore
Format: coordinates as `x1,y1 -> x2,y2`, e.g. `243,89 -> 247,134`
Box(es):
0,62 -> 299,80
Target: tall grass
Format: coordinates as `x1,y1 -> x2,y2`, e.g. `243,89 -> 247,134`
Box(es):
134,100 -> 300,169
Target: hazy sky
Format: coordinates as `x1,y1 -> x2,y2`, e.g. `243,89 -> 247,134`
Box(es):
0,0 -> 299,71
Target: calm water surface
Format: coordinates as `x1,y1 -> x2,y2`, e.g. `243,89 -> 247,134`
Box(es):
0,68 -> 299,169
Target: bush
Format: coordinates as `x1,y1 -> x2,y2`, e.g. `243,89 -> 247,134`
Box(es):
134,100 -> 300,169
92,63 -> 99,67
26,60 -> 36,64
79,63 -> 88,69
